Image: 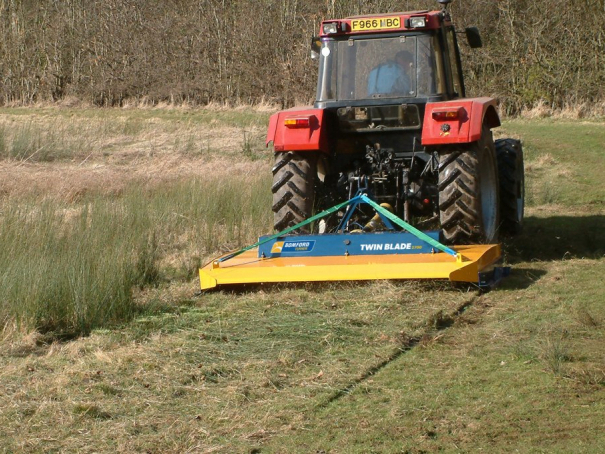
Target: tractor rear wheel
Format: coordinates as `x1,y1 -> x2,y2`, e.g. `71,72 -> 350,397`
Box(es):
438,128 -> 500,244
495,138 -> 525,235
272,152 -> 317,233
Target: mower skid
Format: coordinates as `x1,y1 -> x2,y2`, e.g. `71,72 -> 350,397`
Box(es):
199,242 -> 503,291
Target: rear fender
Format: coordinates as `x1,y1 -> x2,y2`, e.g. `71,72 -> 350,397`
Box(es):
266,107 -> 329,153
421,97 -> 501,146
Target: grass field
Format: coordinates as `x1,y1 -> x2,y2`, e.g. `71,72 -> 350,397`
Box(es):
0,108 -> 604,453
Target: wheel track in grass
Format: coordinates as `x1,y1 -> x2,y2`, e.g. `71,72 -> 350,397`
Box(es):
318,291 -> 482,408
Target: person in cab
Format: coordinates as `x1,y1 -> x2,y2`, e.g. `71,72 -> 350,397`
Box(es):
367,50 -> 414,96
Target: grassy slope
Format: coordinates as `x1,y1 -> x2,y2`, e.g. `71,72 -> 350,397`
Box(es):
1,114 -> 604,453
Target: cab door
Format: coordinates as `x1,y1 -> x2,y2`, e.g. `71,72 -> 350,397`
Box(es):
443,26 -> 466,99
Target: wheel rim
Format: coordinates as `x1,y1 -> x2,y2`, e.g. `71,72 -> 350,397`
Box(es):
516,164 -> 525,224
480,145 -> 498,242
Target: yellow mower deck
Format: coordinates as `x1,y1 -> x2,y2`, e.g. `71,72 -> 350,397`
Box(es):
199,243 -> 502,291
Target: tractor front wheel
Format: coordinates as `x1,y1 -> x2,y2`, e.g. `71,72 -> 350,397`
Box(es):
272,152 -> 317,233
438,128 -> 500,244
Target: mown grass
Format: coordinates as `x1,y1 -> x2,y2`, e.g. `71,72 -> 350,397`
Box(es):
0,282 -> 475,453
1,261 -> 603,452
277,261 -> 605,452
0,110 -> 603,452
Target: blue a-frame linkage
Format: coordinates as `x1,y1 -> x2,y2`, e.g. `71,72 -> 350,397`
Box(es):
336,193 -> 396,232
217,193 -> 458,264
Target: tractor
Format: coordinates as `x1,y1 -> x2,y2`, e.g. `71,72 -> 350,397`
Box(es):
199,0 -> 524,291
267,0 -> 525,243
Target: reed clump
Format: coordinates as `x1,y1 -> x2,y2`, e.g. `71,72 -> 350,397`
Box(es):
0,174 -> 271,336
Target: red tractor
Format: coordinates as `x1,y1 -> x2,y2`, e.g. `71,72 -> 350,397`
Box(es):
267,0 -> 524,244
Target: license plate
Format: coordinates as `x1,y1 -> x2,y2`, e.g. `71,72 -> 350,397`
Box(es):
351,16 -> 401,32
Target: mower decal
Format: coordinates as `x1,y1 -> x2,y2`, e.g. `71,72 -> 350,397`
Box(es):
361,242 -> 418,252
272,241 -> 316,254
282,240 -> 316,252
270,242 -> 284,253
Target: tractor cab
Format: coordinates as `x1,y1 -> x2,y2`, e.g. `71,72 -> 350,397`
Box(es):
308,9 -> 483,166
312,10 -> 476,110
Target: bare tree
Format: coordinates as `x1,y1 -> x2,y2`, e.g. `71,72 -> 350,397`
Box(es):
0,0 -> 603,111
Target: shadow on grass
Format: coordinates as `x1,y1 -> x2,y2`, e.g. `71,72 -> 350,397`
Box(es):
504,214 -> 605,263
498,267 -> 548,290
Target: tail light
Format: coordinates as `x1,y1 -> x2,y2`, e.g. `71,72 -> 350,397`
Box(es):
431,107 -> 465,121
284,116 -> 312,128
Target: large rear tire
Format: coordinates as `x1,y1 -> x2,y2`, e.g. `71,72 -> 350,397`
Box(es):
495,138 -> 525,235
438,128 -> 500,244
272,152 -> 317,233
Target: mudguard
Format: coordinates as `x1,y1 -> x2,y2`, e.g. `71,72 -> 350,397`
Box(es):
421,97 -> 501,146
266,107 -> 329,153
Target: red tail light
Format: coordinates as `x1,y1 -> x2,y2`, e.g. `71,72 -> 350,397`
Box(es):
284,117 -> 312,128
432,107 -> 464,121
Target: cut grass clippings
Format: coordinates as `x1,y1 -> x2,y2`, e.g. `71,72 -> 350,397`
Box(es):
0,282 -> 477,453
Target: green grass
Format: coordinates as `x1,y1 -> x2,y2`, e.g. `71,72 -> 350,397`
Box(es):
499,119 -> 605,206
0,120 -> 93,162
0,200 -> 144,335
